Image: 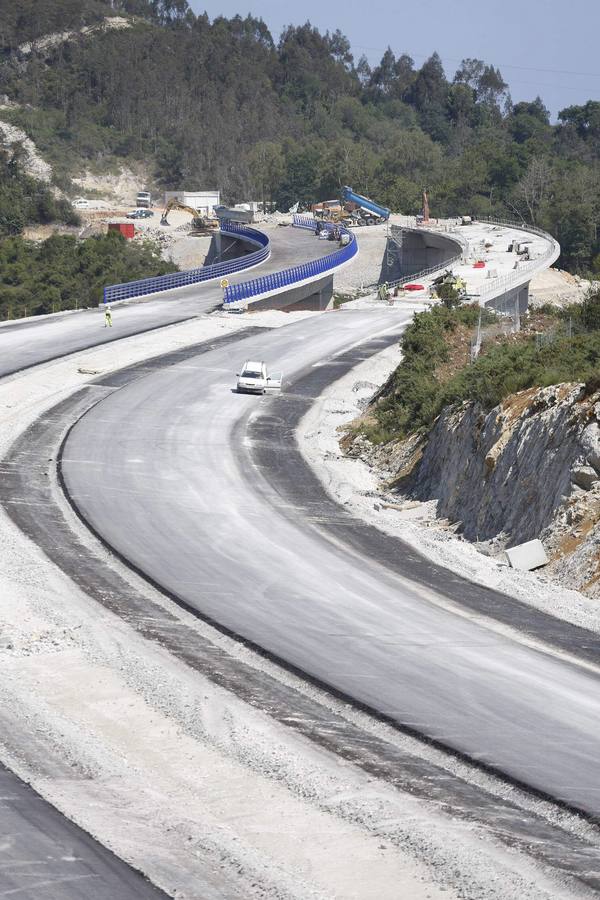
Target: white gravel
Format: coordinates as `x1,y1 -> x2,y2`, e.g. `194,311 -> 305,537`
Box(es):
333,224 -> 388,294
0,309 -> 595,899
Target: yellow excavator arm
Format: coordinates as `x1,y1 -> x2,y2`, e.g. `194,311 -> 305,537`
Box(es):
160,198 -> 218,230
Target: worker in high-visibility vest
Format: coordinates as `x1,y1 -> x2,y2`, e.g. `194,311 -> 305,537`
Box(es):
378,282 -> 390,303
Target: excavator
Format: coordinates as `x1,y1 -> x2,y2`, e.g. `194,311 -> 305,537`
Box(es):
160,198 -> 219,233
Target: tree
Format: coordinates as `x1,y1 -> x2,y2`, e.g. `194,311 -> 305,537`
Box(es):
370,47 -> 397,94
512,157 -> 552,224
581,288 -> 600,330
355,54 -> 371,86
327,29 -> 353,69
248,141 -> 284,210
510,97 -> 551,145
559,101 -> 600,141
455,59 -> 507,103
411,53 -> 450,142
413,52 -> 447,110
437,280 -> 460,309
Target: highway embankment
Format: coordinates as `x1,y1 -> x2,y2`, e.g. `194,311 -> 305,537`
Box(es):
3,306 -> 599,899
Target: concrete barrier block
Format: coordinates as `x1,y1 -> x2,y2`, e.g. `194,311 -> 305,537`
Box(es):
505,539 -> 548,571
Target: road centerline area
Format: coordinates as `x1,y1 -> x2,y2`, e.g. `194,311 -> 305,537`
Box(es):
55,308 -> 600,821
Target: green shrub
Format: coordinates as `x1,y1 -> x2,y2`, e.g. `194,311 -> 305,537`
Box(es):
0,232 -> 178,319
368,302 -> 600,444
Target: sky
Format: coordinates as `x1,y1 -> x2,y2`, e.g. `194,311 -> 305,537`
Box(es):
189,0 -> 600,119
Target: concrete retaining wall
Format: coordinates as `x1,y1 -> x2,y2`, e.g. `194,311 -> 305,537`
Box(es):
204,233 -> 257,265
238,274 -> 334,312
383,228 -> 462,282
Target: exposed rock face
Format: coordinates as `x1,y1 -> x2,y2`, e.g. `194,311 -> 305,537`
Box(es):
343,383 -> 600,595
412,384 -> 588,545
0,121 -> 52,182
581,422 -> 600,471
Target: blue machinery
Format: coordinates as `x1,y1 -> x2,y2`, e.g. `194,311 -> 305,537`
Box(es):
341,186 -> 390,222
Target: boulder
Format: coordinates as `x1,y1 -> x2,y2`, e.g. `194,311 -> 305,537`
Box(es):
571,465 -> 599,491
582,422 -> 600,472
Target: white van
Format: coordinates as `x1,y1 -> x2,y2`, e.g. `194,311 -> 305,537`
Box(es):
236,360 -> 282,394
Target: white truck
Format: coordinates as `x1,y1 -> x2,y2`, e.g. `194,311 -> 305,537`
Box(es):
236,360 -> 282,394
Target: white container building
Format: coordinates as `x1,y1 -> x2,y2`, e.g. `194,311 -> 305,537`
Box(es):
163,190 -> 220,216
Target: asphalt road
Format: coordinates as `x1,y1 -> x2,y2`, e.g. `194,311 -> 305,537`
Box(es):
61,308 -> 600,819
0,763 -> 167,898
0,227 -> 337,898
0,226 -> 332,377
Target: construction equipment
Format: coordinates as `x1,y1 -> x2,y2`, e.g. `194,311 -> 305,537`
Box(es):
214,205 -> 254,225
430,269 -> 467,302
311,199 -> 353,226
416,190 -> 431,225
160,198 -> 219,232
340,186 -> 390,225
311,187 -> 389,228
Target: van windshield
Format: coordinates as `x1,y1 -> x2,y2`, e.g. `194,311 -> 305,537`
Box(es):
242,370 -> 261,379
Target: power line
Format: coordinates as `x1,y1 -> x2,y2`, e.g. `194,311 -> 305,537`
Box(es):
192,7 -> 600,94
352,45 -> 600,80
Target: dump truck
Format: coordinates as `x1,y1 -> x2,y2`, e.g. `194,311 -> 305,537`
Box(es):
341,186 -> 390,225
214,205 -> 254,225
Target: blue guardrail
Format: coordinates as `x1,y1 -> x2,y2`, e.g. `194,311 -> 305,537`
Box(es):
224,217 -> 356,305
292,214 -> 319,230
103,222 -> 269,303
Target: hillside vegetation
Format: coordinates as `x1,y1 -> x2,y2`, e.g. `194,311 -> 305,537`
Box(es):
0,230 -> 176,318
1,0 -> 600,271
365,294 -> 600,445
0,145 -> 77,235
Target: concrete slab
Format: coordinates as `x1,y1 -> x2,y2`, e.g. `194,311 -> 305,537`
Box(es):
505,539 -> 549,571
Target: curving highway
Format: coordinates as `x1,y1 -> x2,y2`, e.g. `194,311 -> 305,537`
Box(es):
0,225 -> 332,378
60,307 -> 600,820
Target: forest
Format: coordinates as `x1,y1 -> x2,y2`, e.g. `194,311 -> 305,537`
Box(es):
0,0 -> 600,272
0,228 -> 176,318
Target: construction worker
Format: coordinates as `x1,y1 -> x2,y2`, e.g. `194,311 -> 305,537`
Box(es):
104,305 -> 112,327
378,281 -> 390,303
